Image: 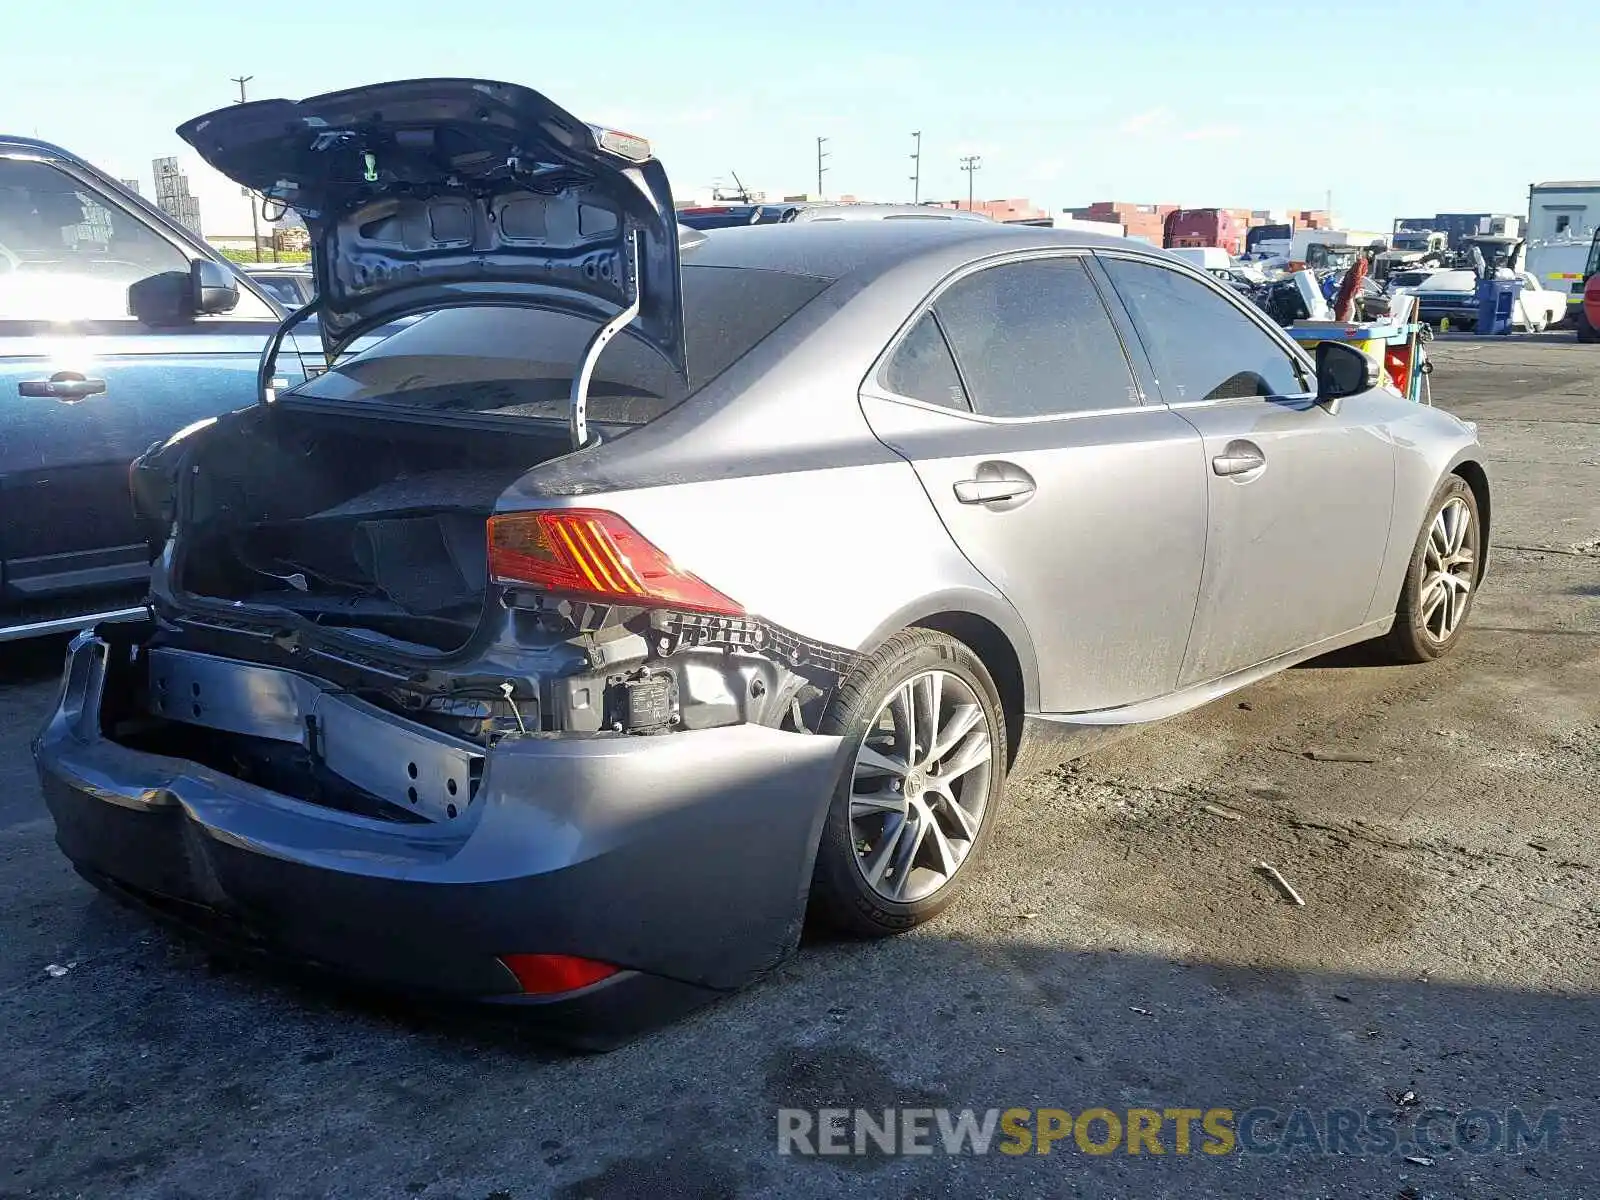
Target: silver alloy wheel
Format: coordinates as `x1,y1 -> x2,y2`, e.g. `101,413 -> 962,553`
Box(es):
1419,496 -> 1476,642
848,669 -> 994,903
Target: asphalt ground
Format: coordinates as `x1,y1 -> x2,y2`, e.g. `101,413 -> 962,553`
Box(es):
1,334 -> 1596,1199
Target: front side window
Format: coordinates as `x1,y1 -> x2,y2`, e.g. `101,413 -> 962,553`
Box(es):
0,156 -> 190,320
1101,258 -> 1306,403
930,257 -> 1137,419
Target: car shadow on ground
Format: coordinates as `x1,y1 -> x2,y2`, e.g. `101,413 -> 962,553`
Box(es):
5,897 -> 1594,1198
0,633 -> 71,687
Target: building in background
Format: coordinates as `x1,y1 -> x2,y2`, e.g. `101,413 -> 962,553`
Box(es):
118,178 -> 141,197
930,197 -> 1048,222
272,224 -> 311,253
1065,202 -> 1176,243
152,157 -> 202,236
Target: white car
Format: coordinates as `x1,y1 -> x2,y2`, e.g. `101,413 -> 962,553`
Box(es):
1514,271 -> 1567,332
1413,269 -> 1569,332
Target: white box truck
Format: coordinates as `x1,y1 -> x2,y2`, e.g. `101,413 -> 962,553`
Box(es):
1527,181 -> 1600,321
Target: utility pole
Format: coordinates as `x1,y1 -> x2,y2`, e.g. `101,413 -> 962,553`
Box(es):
909,131 -> 922,204
816,136 -> 829,199
231,75 -> 266,262
960,154 -> 982,212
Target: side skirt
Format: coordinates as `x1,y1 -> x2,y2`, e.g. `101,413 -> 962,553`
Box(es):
1009,617 -> 1394,781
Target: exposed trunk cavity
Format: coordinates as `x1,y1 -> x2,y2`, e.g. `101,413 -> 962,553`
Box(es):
175,403 -> 572,651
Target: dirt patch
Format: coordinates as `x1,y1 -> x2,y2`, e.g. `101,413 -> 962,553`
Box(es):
1065,783 -> 1432,972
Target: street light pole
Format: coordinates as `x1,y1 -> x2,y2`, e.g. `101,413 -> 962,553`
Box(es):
231,75 -> 265,262
816,136 -> 829,199
909,131 -> 922,204
960,155 -> 982,212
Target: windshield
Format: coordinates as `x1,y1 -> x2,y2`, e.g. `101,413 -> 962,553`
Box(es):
293,263 -> 830,425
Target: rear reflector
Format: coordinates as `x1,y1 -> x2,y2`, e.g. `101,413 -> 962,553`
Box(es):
487,509 -> 743,616
499,953 -> 620,995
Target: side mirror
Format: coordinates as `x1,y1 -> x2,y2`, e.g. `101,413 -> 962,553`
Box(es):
1314,341 -> 1379,413
191,259 -> 239,315
128,260 -> 240,326
127,270 -> 194,326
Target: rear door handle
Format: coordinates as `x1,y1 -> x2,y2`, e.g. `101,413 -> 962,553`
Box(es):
18,373 -> 107,401
1212,440 -> 1266,477
954,478 -> 1035,505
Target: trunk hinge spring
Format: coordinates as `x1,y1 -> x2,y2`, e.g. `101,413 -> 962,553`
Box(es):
569,230 -> 642,450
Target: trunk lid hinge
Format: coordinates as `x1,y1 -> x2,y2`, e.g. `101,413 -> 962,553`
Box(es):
568,230 -> 642,450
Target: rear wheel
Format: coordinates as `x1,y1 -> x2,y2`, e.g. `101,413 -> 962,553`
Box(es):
809,629 -> 1007,936
1380,477 -> 1482,664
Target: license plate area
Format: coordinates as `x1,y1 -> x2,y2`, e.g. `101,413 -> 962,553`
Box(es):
146,648 -> 482,822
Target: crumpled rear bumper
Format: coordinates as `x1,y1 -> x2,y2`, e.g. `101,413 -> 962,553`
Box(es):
34,632 -> 847,1032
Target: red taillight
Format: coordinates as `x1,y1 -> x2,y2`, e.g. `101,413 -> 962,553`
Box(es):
487,509 -> 742,616
499,953 -> 619,995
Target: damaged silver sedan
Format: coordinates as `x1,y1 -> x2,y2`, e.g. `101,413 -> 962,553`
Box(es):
35,79 -> 1491,1043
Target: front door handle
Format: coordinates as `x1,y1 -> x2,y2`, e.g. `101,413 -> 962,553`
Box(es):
18,372 -> 107,401
1212,440 -> 1266,477
954,478 -> 1035,505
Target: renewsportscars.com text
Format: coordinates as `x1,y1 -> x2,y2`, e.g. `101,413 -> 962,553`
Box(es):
776,1106 -> 1562,1158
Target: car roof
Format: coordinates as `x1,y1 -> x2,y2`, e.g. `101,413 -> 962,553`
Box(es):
683,220 -> 1149,284
0,134 -> 81,160
788,203 -> 991,223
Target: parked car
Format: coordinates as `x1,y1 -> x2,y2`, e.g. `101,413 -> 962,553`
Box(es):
0,137 -> 319,641
677,201 -> 990,230
242,262 -> 314,309
1412,268 -> 1567,331
36,79 -> 1492,1045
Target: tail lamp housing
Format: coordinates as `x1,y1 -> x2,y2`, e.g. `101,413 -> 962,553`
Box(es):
498,953 -> 620,995
487,509 -> 743,616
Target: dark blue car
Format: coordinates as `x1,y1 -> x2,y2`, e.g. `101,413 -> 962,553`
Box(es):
0,136 -> 321,641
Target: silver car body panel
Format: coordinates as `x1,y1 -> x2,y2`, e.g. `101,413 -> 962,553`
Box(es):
514,223 -> 1486,720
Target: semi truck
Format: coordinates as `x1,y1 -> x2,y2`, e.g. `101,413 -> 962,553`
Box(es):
1162,208 -> 1244,256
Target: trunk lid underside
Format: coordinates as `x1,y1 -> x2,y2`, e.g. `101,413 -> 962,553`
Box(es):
178,77 -> 686,368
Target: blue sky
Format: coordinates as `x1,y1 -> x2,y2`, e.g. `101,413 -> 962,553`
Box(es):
4,0 -> 1595,234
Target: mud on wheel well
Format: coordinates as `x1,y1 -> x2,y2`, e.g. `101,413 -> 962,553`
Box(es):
913,613 -> 1025,767
1453,460 -> 1491,579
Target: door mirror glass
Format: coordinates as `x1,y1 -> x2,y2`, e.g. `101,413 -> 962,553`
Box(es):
1314,341 -> 1378,407
128,260 -> 239,325
127,270 -> 195,326
191,259 -> 239,314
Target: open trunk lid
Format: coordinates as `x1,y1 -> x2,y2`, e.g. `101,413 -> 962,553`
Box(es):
178,78 -> 685,369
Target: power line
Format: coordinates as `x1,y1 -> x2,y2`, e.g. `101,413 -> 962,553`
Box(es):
960,155 -> 982,212
816,136 -> 829,198
909,131 -> 922,204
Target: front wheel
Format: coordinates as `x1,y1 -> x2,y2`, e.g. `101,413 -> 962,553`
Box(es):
1380,477 -> 1482,664
808,629 -> 1007,936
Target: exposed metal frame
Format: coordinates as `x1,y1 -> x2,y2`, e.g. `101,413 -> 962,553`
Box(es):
569,230 -> 642,449
0,606 -> 150,644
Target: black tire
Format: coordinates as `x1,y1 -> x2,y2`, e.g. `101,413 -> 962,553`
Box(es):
1577,306 -> 1600,343
808,628 -> 1007,937
1380,476 -> 1483,664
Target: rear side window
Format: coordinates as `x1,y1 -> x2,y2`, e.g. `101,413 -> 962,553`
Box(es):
932,257 -> 1137,419
1101,258 -> 1306,402
881,312 -> 969,410
296,263 -> 829,425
